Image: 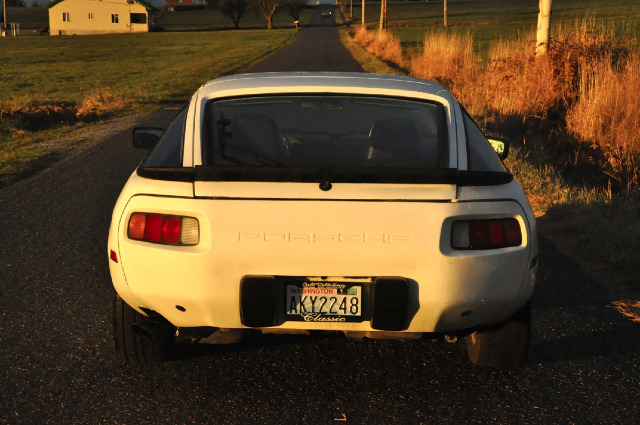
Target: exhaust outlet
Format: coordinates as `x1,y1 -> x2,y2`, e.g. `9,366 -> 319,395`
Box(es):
444,335 -> 458,343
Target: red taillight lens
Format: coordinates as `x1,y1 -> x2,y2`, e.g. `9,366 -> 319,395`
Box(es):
488,220 -> 505,245
162,216 -> 181,244
145,214 -> 163,242
469,221 -> 489,249
452,218 -> 522,250
127,213 -> 199,246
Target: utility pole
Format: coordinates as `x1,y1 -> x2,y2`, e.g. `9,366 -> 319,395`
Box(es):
378,0 -> 386,34
3,0 -> 7,36
361,0 -> 365,28
536,0 -> 552,56
443,0 -> 448,27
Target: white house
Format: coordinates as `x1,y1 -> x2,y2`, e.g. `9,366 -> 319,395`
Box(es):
48,0 -> 158,36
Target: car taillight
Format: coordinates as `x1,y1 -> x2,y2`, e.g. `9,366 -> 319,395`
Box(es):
128,213 -> 199,246
451,218 -> 522,250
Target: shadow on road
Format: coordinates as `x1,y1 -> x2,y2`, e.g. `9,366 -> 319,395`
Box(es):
528,233 -> 640,365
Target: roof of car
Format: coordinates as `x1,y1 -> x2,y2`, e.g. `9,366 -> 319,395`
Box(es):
197,72 -> 452,100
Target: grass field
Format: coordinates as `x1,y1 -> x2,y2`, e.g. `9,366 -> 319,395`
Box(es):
351,0 -> 640,56
0,12 -> 306,187
0,30 -> 297,104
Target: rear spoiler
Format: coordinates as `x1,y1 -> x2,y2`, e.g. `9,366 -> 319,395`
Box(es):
137,167 -> 513,186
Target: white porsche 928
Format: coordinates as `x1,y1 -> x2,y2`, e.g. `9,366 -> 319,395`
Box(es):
108,72 -> 537,367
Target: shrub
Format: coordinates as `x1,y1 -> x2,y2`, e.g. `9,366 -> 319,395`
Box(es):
353,27 -> 405,67
410,30 -> 476,90
75,89 -> 132,120
566,53 -> 640,191
0,89 -> 132,132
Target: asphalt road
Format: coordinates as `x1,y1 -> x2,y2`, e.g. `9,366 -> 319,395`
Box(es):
2,8 -> 640,425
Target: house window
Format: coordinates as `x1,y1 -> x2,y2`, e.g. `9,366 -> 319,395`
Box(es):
111,14 -> 119,23
62,12 -> 70,22
130,13 -> 147,24
88,12 -> 94,20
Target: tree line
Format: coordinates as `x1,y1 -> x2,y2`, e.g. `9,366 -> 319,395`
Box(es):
217,0 -> 306,30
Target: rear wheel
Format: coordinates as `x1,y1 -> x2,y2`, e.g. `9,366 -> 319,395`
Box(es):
113,293 -> 174,365
465,301 -> 531,368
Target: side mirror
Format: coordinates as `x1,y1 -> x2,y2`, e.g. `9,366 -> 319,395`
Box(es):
133,127 -> 164,149
487,137 -> 510,160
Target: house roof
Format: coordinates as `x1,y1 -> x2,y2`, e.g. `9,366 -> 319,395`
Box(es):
47,0 -> 159,12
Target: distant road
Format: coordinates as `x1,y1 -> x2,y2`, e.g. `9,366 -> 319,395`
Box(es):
248,7 -> 363,73
1,7 -> 639,425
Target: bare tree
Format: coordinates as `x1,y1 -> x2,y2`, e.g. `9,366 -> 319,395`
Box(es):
282,0 -> 305,23
220,0 -> 248,29
250,0 -> 283,29
536,0 -> 552,56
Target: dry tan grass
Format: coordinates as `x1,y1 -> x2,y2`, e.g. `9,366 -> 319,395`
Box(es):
566,53 -> 640,190
483,39 -> 561,116
353,26 -> 375,47
409,31 -> 561,119
353,27 -> 405,67
0,89 -> 133,131
410,30 -> 476,90
354,19 -> 640,191
75,89 -> 133,120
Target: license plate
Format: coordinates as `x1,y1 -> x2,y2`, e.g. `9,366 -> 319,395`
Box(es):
285,282 -> 362,323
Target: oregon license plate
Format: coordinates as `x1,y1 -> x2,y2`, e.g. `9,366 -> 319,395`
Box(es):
285,282 -> 363,323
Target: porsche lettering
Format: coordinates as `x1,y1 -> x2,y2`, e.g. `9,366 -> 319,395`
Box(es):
238,233 -> 411,244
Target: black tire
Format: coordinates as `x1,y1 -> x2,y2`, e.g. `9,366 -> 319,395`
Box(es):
113,293 -> 173,365
465,301 -> 531,368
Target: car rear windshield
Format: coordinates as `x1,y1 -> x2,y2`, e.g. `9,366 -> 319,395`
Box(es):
201,96 -> 450,171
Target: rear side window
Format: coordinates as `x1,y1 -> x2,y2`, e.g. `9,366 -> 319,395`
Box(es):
140,108 -> 187,168
462,109 -> 507,173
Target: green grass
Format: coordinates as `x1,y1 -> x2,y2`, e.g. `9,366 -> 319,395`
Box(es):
0,6 -> 314,188
0,30 -> 297,104
351,0 -> 640,56
0,27 -> 300,188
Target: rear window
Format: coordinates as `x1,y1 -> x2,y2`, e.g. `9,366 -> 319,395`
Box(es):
202,96 -> 449,170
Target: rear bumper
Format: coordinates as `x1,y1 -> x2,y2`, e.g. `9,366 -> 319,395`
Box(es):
109,254 -> 536,334
109,195 -> 537,334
